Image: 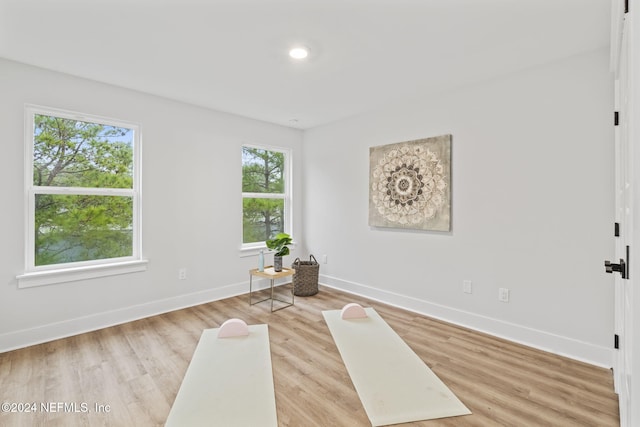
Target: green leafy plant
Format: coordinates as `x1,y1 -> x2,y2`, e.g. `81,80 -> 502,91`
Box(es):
33,114 -> 135,266
266,232 -> 292,257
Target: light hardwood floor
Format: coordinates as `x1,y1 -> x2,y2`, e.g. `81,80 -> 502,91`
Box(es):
0,286 -> 619,426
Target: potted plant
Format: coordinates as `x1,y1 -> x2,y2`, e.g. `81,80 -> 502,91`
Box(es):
266,232 -> 292,272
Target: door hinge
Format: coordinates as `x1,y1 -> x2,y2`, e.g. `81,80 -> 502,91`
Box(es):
615,334 -> 620,349
615,222 -> 620,237
615,111 -> 619,126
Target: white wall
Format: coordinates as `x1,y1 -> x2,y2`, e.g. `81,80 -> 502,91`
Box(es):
302,48 -> 615,366
0,49 -> 616,367
0,58 -> 304,351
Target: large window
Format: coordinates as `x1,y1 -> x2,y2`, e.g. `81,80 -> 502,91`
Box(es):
21,106 -> 143,284
242,145 -> 290,247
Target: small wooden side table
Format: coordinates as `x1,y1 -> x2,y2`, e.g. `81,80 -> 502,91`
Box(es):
249,266 -> 295,312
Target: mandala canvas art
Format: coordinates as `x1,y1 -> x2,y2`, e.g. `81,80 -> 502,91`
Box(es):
369,135 -> 451,231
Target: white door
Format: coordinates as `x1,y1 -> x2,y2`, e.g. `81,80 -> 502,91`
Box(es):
628,1 -> 640,424
610,1 -> 636,425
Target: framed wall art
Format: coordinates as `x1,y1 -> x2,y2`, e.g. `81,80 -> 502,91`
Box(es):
369,134 -> 451,231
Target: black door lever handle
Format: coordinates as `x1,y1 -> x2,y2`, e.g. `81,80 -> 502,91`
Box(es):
604,259 -> 626,279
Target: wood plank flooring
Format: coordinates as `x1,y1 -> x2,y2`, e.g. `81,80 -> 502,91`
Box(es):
0,286 -> 619,426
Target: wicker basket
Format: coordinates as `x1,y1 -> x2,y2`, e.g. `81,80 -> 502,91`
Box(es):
291,255 -> 319,296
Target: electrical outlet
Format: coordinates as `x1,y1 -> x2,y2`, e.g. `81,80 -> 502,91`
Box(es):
463,280 -> 472,294
178,268 -> 187,280
498,287 -> 510,302
322,254 -> 328,264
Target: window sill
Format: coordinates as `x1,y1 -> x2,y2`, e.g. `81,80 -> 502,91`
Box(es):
239,242 -> 297,258
239,245 -> 268,258
16,260 -> 149,289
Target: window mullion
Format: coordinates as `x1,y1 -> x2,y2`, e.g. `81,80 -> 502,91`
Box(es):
33,186 -> 134,197
241,192 -> 285,199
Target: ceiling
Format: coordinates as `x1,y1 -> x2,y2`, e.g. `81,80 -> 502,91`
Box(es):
0,0 -> 611,129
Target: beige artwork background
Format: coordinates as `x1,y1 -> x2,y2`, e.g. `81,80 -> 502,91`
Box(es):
369,135 -> 451,231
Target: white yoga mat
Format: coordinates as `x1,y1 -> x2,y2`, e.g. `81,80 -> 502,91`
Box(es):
323,308 -> 471,426
165,324 -> 278,427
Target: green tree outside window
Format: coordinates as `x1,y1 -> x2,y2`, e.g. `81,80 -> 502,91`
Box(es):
242,147 -> 287,244
32,114 -> 135,266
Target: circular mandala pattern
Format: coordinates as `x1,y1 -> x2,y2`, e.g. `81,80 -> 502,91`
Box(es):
371,144 -> 447,225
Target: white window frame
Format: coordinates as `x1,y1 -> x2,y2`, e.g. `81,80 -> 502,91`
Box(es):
240,144 -> 293,256
17,105 -> 146,288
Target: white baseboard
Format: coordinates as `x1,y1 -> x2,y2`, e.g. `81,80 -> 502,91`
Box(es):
0,274 -> 614,369
0,280 -> 252,353
319,274 -> 613,369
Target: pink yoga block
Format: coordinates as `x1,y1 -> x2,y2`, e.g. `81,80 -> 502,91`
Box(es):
341,303 -> 368,319
217,318 -> 250,338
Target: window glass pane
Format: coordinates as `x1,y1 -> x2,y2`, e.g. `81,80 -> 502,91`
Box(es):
242,198 -> 284,244
33,114 -> 133,189
35,194 -> 133,266
242,147 -> 284,193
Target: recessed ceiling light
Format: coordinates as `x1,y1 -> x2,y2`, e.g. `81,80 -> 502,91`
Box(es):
289,47 -> 309,59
